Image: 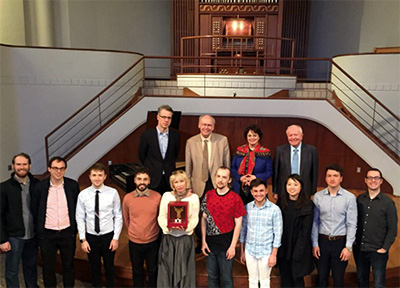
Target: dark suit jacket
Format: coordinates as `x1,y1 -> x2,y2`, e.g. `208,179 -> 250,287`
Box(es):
138,128 -> 180,190
273,143 -> 318,198
31,177 -> 80,239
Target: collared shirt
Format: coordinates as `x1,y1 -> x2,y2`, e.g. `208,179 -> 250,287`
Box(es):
240,199 -> 283,258
17,177 -> 34,239
356,191 -> 397,252
290,142 -> 302,174
133,188 -> 150,197
200,134 -> 212,168
45,181 -> 70,230
156,126 -> 169,159
311,187 -> 357,248
76,185 -> 123,240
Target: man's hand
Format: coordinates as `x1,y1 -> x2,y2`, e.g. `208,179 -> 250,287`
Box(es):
377,248 -> 387,254
109,239 -> 119,252
339,247 -> 351,261
268,254 -> 277,267
81,241 -> 91,253
226,246 -> 235,260
0,241 -> 11,253
312,246 -> 320,259
273,194 -> 278,201
202,242 -> 210,257
240,251 -> 246,265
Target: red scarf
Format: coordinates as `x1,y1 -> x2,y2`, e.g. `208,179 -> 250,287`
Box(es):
236,144 -> 270,175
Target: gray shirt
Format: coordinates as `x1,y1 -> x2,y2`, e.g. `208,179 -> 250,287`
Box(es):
18,177 -> 35,239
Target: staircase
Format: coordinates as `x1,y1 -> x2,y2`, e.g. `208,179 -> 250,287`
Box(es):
142,80 -> 184,96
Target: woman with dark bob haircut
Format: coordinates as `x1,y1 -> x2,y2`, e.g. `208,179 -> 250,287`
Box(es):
277,174 -> 315,287
231,124 -> 273,205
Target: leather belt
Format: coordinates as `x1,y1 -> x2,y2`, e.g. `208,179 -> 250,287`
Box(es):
320,234 -> 346,241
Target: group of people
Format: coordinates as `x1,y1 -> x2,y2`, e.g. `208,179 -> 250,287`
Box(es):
0,104 -> 397,288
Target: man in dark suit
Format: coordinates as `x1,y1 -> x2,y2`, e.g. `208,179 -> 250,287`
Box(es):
138,104 -> 180,194
273,124 -> 319,200
31,156 -> 80,288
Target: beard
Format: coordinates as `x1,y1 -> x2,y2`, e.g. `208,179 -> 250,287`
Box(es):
14,169 -> 29,178
136,184 -> 148,192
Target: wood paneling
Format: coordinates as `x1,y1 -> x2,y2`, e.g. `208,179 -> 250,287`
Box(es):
78,115 -> 393,194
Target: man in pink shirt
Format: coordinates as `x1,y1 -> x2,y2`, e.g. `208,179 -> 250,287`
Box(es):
122,167 -> 161,288
31,156 -> 80,288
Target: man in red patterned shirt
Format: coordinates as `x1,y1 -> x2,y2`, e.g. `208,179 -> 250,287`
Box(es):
201,166 -> 246,287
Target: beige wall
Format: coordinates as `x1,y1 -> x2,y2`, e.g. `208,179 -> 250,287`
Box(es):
0,0 -> 26,45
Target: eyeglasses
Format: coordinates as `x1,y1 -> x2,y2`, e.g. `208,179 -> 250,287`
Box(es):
159,115 -> 172,120
365,176 -> 381,181
50,167 -> 66,172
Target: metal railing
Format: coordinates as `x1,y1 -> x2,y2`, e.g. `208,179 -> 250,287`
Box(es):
45,57 -> 145,163
44,54 -> 399,165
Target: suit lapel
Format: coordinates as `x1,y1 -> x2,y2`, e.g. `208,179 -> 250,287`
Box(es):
284,144 -> 291,174
152,129 -> 163,160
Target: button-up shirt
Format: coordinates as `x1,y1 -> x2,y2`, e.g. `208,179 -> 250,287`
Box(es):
76,185 -> 123,240
45,181 -> 70,230
311,187 -> 357,248
156,127 -> 169,159
240,199 -> 283,258
18,177 -> 34,239
290,143 -> 302,174
356,191 -> 397,252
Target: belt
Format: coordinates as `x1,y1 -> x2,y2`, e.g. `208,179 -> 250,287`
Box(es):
320,234 -> 346,241
44,226 -> 71,233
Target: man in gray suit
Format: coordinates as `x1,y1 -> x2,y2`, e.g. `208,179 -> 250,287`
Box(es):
273,124 -> 319,200
185,114 -> 231,198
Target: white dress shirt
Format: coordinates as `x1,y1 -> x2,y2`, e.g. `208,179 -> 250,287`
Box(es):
76,184 -> 123,240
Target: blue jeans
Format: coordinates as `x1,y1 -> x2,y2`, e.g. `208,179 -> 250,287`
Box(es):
5,237 -> 38,288
205,250 -> 234,288
354,247 -> 388,288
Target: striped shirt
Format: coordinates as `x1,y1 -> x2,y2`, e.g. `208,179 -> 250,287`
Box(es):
240,199 -> 283,258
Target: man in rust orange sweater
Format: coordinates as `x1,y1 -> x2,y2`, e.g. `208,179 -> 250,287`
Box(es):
122,167 -> 161,288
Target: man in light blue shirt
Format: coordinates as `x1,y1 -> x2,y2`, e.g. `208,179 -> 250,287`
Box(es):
240,178 -> 282,288
311,163 -> 357,287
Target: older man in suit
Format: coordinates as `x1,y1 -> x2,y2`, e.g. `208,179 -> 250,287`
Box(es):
273,124 -> 319,200
185,114 -> 230,198
138,104 -> 180,194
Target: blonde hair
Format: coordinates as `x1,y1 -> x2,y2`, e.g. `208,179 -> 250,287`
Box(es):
169,170 -> 191,190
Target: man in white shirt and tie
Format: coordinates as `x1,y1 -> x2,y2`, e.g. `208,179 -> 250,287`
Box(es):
76,163 -> 123,288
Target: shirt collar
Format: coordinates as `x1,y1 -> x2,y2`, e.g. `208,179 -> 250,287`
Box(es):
291,142 -> 302,151
156,126 -> 169,136
92,185 -> 104,192
134,189 -> 150,197
200,134 -> 212,142
324,187 -> 343,195
251,198 -> 270,209
50,180 -> 64,187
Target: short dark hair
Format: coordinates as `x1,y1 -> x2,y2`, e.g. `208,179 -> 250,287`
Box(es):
89,163 -> 106,174
48,156 -> 67,168
250,178 -> 267,189
325,163 -> 343,176
12,153 -> 31,165
244,124 -> 263,141
134,166 -> 151,180
157,104 -> 173,115
365,168 -> 382,178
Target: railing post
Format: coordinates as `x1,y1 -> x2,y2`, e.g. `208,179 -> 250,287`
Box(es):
98,97 -> 102,127
371,101 -> 377,133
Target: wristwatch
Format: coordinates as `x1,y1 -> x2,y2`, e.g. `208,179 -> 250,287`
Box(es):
346,246 -> 352,252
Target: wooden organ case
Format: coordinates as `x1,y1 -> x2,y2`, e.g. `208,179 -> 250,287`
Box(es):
170,0 -> 284,75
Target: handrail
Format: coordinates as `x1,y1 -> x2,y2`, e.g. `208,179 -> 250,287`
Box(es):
331,60 -> 400,122
43,53 -> 399,166
45,56 -> 145,164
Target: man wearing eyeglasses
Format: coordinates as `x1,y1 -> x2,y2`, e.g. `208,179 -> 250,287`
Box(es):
31,156 -> 80,288
138,104 -> 180,194
354,168 -> 397,288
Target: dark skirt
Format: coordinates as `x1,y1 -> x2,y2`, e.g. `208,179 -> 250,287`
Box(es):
157,234 -> 196,288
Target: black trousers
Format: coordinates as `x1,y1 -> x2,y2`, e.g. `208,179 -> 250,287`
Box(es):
86,232 -> 116,288
129,238 -> 160,288
316,235 -> 348,287
39,227 -> 76,288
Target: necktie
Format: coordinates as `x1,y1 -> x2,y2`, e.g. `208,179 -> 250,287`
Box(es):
202,140 -> 209,182
95,190 -> 100,233
292,148 -> 299,174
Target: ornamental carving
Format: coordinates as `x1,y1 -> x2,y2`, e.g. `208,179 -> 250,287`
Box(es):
200,4 -> 278,13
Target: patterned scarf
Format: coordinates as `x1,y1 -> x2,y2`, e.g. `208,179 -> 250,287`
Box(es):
236,144 -> 271,175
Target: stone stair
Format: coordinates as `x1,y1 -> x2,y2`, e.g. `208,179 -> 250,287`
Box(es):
142,80 -> 184,96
